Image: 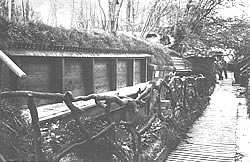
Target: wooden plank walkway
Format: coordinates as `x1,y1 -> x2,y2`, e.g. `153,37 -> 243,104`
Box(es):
236,95 -> 250,162
166,75 -> 240,162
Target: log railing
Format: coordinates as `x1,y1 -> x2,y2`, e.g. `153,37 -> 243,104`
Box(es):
0,74 -> 209,162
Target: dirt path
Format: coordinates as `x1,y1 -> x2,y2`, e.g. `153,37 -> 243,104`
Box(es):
165,73 -> 250,162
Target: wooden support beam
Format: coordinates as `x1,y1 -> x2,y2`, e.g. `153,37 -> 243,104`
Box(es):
127,59 -> 134,86
0,60 -> 2,90
83,58 -> 94,94
0,50 -> 26,79
145,58 -> 148,82
52,58 -> 65,93
141,59 -> 147,82
61,58 -> 65,93
110,58 -> 117,91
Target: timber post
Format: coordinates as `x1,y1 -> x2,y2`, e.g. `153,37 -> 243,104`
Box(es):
27,94 -> 46,162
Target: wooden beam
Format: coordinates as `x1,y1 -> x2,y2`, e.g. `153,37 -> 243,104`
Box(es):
145,58 -> 148,82
51,58 -> 65,93
141,59 -> 147,82
110,58 -> 117,91
83,58 -> 94,94
127,59 -> 134,86
0,91 -> 64,100
0,60 -> 2,90
90,58 -> 95,94
0,50 -> 26,79
61,58 -> 65,93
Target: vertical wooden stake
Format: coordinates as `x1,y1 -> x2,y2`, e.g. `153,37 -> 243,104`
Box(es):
27,94 -> 45,162
128,127 -> 140,162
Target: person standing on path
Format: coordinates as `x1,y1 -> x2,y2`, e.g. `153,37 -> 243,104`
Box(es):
216,57 -> 224,80
216,56 -> 228,80
221,57 -> 228,79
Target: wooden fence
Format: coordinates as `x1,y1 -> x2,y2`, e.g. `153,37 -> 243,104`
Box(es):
0,73 -> 210,162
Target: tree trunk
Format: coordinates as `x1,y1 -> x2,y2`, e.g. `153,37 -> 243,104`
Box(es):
11,0 -> 15,19
8,0 -> 11,20
21,0 -> 25,22
126,0 -> 131,31
25,0 -> 30,22
84,0 -> 89,30
80,0 -> 83,21
108,0 -> 116,32
71,0 -> 75,28
114,0 -> 124,31
48,0 -> 58,27
131,0 -> 135,23
97,0 -> 107,30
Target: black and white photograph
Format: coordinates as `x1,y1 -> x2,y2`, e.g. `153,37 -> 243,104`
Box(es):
0,0 -> 249,161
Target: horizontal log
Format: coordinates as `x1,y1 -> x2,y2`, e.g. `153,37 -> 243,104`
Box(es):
1,83 -> 148,122
0,91 -> 64,100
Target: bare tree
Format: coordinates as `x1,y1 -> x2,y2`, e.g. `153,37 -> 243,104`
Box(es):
108,0 -> 124,32
21,0 -> 25,22
126,0 -> 131,31
184,0 -> 224,34
114,0 -> 124,31
25,0 -> 30,22
140,0 -> 173,38
84,0 -> 89,30
7,0 -> 15,20
97,0 -> 107,30
47,0 -> 58,27
125,0 -> 137,31
89,2 -> 97,29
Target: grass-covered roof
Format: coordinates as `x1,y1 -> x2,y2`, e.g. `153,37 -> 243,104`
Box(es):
1,19 -> 175,66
